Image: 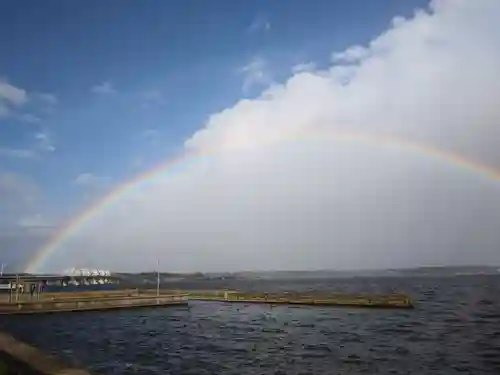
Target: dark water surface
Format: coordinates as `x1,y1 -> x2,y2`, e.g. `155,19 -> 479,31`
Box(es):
1,275 -> 500,374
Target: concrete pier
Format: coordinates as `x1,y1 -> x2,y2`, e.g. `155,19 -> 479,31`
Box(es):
0,293 -> 188,315
0,288 -> 413,313
152,289 -> 414,309
0,332 -> 91,374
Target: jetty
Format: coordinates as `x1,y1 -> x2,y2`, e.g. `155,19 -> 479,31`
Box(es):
0,275 -> 188,315
159,289 -> 414,309
0,271 -> 414,313
0,294 -> 187,315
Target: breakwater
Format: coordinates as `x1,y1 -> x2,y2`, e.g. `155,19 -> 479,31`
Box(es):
151,289 -> 414,308
0,288 -> 413,316
190,292 -> 413,308
0,293 -> 188,315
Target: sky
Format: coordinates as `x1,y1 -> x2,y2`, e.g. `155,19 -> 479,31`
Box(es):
1,0 -> 500,273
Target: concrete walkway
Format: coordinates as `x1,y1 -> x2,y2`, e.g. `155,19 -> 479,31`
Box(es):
0,332 -> 91,374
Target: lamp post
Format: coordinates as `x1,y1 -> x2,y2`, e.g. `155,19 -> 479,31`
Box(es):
156,259 -> 160,297
15,274 -> 19,302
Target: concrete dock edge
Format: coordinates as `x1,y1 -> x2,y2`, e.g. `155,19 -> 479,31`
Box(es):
0,294 -> 188,315
0,332 -> 91,374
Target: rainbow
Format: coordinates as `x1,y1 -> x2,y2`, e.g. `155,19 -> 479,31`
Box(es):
24,130 -> 500,273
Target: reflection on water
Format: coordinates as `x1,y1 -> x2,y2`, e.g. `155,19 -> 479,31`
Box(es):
1,275 -> 499,374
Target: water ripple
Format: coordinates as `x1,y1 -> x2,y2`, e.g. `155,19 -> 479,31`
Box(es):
1,275 -> 499,374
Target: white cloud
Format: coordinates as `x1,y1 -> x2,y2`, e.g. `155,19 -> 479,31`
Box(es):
292,62 -> 317,74
34,131 -> 55,153
239,57 -> 272,93
190,0 -> 500,163
38,0 -> 500,273
0,81 -> 27,117
0,81 -> 27,107
74,173 -> 110,188
0,132 -> 54,161
247,15 -> 271,34
332,45 -> 369,63
0,84 -> 55,118
91,81 -> 116,95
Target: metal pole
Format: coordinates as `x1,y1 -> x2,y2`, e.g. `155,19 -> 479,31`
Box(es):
156,259 -> 160,297
0,263 -> 5,276
15,274 -> 19,302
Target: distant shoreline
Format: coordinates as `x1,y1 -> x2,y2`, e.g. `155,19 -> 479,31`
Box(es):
8,265 -> 500,280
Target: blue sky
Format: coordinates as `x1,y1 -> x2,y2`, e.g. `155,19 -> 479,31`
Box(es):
0,0 -> 423,206
5,0 -> 500,273
1,0 -> 428,224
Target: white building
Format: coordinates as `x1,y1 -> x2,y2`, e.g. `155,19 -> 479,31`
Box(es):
61,268 -> 112,277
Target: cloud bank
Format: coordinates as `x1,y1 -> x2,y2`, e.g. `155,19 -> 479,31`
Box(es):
0,81 -> 27,117
38,0 -> 500,273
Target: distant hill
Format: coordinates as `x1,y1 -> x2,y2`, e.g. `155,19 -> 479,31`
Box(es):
112,265 -> 500,285
113,271 -> 239,286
